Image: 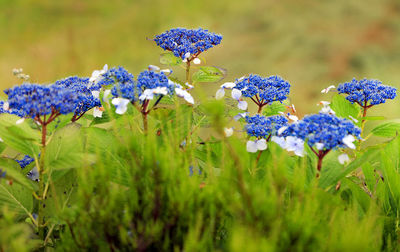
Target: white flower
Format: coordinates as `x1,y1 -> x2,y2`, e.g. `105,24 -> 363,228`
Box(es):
0,137 -> 3,142
224,127 -> 234,137
184,52 -> 191,59
112,98 -> 130,115
285,136 -> 304,157
175,88 -> 194,104
221,82 -> 236,89
288,115 -> 298,122
246,139 -> 267,153
315,143 -> 324,150
193,58 -> 201,65
231,89 -> 242,100
318,101 -> 330,106
342,135 -> 356,149
271,136 -> 286,149
2,101 -> 9,111
233,112 -> 248,121
16,118 -> 25,125
153,87 -> 168,95
338,153 -> 350,165
238,100 -> 248,110
103,89 -> 112,103
277,126 -> 288,136
160,69 -> 172,75
139,89 -> 155,101
93,107 -> 103,118
91,91 -> 100,99
89,64 -> 108,86
185,83 -> 194,90
148,65 -> 160,71
320,106 -> 335,114
215,88 -> 225,100
321,85 -> 335,94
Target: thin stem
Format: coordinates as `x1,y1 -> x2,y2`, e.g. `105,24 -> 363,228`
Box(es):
257,104 -> 264,114
185,61 -> 191,84
38,120 -> 47,241
315,149 -> 330,178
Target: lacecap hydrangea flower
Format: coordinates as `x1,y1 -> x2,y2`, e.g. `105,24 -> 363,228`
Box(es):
284,113 -> 361,153
16,155 -> 34,169
245,114 -> 288,153
54,76 -> 101,119
337,78 -> 397,106
154,28 -> 222,60
0,100 -> 25,117
137,70 -> 173,100
4,83 -> 80,119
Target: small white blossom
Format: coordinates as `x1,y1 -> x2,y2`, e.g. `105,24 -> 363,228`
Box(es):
193,58 -> 201,65
224,127 -> 234,137
103,89 -> 112,103
91,91 -> 100,99
2,101 -> 9,111
221,82 -> 236,89
233,112 -> 248,121
16,118 -> 25,125
271,136 -> 286,149
112,98 -> 130,115
175,88 -> 194,104
148,65 -> 160,71
315,143 -> 324,150
288,115 -> 298,122
246,139 -> 267,153
238,100 -> 248,110
338,153 -> 350,165
160,69 -> 172,75
342,135 -> 356,149
215,88 -> 225,100
231,89 -> 242,100
89,64 -> 108,86
153,87 -> 168,95
277,126 -> 288,136
93,107 -> 103,118
184,52 -> 191,59
285,136 -> 304,157
139,89 -> 155,101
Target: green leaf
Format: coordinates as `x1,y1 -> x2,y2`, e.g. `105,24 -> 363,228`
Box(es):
0,158 -> 37,191
371,122 -> 400,137
263,102 -> 287,116
159,52 -> 182,66
0,181 -> 33,218
330,95 -> 359,123
0,114 -> 40,156
90,110 -> 111,126
192,66 -> 225,83
360,116 -> 385,121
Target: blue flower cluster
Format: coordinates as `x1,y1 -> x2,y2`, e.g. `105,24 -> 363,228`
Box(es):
136,70 -> 173,96
285,113 -> 361,150
235,74 -> 291,104
245,114 -> 288,138
0,101 -> 25,117
337,78 -> 397,106
16,155 -> 34,169
54,76 -> 101,117
97,66 -> 135,91
4,84 -> 80,118
154,28 -> 222,59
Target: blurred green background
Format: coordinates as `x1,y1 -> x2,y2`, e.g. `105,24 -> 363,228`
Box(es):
1,0 -> 400,117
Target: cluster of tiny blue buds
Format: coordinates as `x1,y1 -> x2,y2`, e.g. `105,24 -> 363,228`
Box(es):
235,74 -> 291,104
245,114 -> 288,138
0,101 -> 25,117
337,78 -> 397,106
94,66 -> 135,91
4,84 -> 80,119
136,70 -> 173,96
16,155 -> 34,169
285,113 -> 361,150
54,76 -> 101,117
154,28 -> 222,59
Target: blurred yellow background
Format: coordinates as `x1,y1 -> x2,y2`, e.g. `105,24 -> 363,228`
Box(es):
1,0 -> 400,117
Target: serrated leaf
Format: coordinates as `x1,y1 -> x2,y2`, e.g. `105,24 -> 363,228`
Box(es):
159,52 -> 182,66
0,182 -> 33,218
192,66 -> 224,83
330,95 -> 359,122
0,158 -> 37,191
371,122 -> 400,137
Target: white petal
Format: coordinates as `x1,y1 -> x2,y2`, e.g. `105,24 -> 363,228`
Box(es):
91,91 -> 100,99
0,137 -> 3,142
288,115 -> 298,122
349,115 -> 358,123
238,76 -> 245,81
184,93 -> 194,104
271,136 -> 286,148
342,135 -> 356,149
215,88 -> 225,100
246,140 -> 258,153
277,126 -> 288,136
321,85 -> 335,94
160,69 -> 171,75
185,83 -> 194,89
256,139 -> 267,151
294,148 -> 305,157
318,101 -> 330,106
238,100 -> 248,110
102,64 -> 108,72
16,118 -> 25,125
139,89 -> 154,100
224,127 -> 234,137
103,89 -> 112,103
184,52 -> 191,59
153,87 -> 168,95
320,106 -> 335,114
112,98 -> 130,115
2,101 -> 9,111
233,112 -> 248,121
338,153 -> 350,165
93,107 -> 103,118
193,58 -> 201,65
315,143 -> 324,150
221,82 -> 236,89
231,89 -> 242,100
148,65 -> 160,71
